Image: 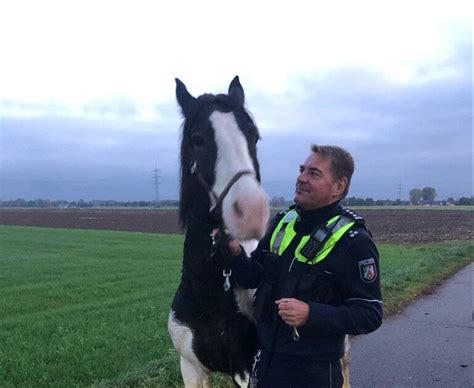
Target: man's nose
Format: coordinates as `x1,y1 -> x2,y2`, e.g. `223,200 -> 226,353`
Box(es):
297,171 -> 307,182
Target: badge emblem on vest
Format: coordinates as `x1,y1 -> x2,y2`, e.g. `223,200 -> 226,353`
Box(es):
358,258 -> 377,282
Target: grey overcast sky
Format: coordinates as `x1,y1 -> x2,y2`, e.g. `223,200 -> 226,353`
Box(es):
0,1 -> 472,201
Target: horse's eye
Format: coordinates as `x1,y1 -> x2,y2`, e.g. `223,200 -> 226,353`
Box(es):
191,134 -> 204,147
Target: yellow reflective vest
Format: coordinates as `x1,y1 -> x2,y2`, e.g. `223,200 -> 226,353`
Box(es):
269,209 -> 356,264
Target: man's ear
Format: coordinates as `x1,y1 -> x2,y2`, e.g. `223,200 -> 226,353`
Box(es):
333,177 -> 348,198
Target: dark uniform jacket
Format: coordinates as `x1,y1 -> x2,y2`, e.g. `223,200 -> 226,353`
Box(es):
231,201 -> 383,367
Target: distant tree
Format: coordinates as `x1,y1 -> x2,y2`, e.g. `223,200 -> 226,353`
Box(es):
422,187 -> 437,202
77,199 -> 92,208
341,197 -> 351,206
31,198 -> 52,208
14,198 -> 28,207
342,197 -> 370,206
0,198 -> 26,207
409,188 -> 423,205
53,200 -> 68,208
364,198 -> 375,206
458,196 -> 473,206
161,199 -> 180,207
270,196 -> 286,208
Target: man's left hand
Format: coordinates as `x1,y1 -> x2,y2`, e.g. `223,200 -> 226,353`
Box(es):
275,298 -> 310,327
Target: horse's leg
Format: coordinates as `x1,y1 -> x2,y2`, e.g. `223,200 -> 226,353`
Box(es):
233,371 -> 250,388
341,335 -> 351,388
168,311 -> 210,388
180,356 -> 210,388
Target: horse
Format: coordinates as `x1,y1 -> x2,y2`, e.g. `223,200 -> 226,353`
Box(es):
168,76 -> 270,388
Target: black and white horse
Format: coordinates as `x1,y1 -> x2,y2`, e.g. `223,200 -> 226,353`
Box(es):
168,76 -> 270,387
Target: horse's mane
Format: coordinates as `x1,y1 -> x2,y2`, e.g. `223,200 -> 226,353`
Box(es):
178,93 -> 258,229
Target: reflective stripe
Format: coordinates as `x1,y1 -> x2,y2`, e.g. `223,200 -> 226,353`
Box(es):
299,218 -> 355,264
346,298 -> 383,304
270,210 -> 298,254
270,211 -> 356,265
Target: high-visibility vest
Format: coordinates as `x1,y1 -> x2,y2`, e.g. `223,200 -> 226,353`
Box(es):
269,209 -> 356,265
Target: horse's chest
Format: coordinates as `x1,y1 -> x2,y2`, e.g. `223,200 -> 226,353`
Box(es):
170,286 -> 257,374
172,283 -> 242,327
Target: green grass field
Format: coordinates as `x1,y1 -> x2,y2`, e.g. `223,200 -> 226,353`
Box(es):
0,226 -> 472,387
0,226 -> 182,387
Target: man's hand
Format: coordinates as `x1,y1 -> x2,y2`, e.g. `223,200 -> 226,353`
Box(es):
275,298 -> 310,327
212,228 -> 242,256
227,239 -> 242,256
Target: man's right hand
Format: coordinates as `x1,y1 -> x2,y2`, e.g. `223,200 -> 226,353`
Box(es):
212,228 -> 242,256
228,239 -> 242,256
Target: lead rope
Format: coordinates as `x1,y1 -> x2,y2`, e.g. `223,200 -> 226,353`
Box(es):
220,231 -> 232,292
288,257 -> 301,342
249,348 -> 262,388
210,226 -> 233,292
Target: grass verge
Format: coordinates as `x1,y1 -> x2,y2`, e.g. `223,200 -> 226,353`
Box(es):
379,242 -> 473,315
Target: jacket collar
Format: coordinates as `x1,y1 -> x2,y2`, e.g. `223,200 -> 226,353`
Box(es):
295,201 -> 342,234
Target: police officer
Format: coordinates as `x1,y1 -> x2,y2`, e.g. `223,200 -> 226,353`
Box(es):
227,144 -> 383,388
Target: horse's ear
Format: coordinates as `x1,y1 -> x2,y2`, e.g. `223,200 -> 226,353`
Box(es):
176,78 -> 196,117
228,75 -> 245,106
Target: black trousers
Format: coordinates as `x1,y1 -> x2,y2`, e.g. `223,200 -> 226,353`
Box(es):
257,355 -> 343,388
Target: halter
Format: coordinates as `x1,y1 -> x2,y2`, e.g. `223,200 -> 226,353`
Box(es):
191,161 -> 254,292
191,160 -> 254,223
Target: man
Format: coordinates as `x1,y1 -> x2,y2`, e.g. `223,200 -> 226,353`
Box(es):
228,144 -> 383,387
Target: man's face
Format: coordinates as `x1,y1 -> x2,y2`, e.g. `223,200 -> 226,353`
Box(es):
294,152 -> 347,210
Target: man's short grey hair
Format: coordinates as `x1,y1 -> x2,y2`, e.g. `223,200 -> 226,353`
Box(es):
311,144 -> 355,199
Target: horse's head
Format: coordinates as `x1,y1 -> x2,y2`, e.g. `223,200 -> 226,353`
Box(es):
176,76 -> 269,241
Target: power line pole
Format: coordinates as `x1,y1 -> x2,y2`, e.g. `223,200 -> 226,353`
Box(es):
152,167 -> 161,206
397,182 -> 403,201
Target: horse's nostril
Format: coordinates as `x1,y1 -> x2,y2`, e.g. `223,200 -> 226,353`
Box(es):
233,201 -> 243,217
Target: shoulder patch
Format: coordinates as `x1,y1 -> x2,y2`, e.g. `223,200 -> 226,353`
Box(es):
358,258 -> 377,283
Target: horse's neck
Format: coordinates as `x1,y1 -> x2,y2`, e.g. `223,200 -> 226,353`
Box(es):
181,210 -> 219,279
184,216 -> 212,256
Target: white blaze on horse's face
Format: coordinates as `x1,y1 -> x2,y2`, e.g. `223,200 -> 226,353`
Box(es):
210,110 -> 269,241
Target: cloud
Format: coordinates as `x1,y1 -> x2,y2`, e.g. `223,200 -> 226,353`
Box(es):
82,98 -> 140,119
1,2 -> 470,104
252,53 -> 471,200
1,58 -> 471,201
0,116 -> 181,200
1,22 -> 471,201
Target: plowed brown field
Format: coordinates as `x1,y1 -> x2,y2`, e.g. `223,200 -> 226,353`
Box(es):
0,208 -> 472,243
